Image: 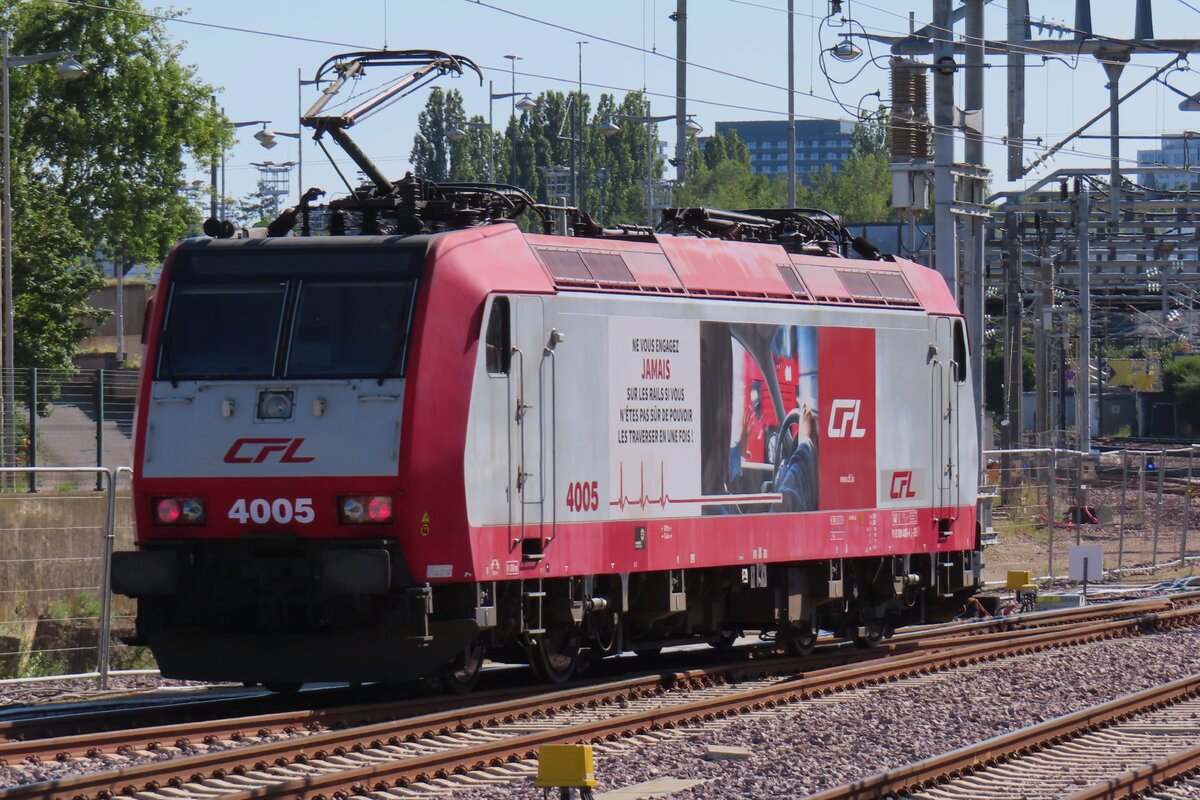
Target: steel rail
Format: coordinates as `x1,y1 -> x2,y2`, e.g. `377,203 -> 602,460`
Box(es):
0,642 -> 902,762
0,671 -> 684,770
0,681 -> 620,765
0,597 -> 1160,766
1061,740 -> 1200,800
3,592 -> 1174,760
806,670 -> 1200,800
202,613 -> 1188,800
6,609 -> 1183,800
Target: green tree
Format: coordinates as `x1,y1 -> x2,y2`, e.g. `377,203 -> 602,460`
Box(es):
798,112 -> 897,223
702,131 -> 728,169
1163,355 -> 1200,432
800,152 -> 892,222
674,128 -> 781,211
11,176 -> 100,371
449,114 -> 489,183
984,340 -> 1036,415
410,87 -> 469,182
850,107 -> 890,157
3,1 -> 227,367
701,129 -> 751,171
482,89 -> 659,227
675,158 -> 784,210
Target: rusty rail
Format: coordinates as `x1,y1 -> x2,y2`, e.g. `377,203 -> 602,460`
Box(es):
6,608 -> 1186,800
808,667 -> 1200,800
1061,741 -> 1200,800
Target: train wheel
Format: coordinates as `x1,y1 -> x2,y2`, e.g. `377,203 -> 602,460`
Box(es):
527,628 -> 580,684
710,629 -> 739,651
439,638 -> 485,694
852,621 -> 885,649
783,628 -> 817,657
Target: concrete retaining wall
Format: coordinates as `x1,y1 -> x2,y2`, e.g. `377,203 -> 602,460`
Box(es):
0,492 -> 135,675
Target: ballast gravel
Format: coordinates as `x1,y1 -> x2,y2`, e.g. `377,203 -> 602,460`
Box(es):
3,630 -> 1200,795
455,629 -> 1200,800
0,674 -> 217,709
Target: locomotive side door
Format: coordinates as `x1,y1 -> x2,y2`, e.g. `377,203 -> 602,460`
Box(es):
510,295 -> 548,561
929,316 -> 962,524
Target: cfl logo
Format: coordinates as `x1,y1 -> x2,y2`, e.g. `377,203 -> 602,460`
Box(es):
890,470 -> 917,499
828,399 -> 867,439
223,437 -> 315,464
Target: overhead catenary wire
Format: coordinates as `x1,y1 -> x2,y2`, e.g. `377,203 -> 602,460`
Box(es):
457,0 -> 1199,177
50,0 -> 1200,190
457,4 -> 1195,174
726,0 -> 1184,70
190,54 -> 1200,189
51,0 -> 375,50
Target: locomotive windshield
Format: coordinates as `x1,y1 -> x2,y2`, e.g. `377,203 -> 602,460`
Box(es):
286,281 -> 415,378
158,282 -> 287,380
155,244 -> 422,382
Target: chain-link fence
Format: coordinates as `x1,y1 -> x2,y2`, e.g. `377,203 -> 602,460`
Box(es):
0,467 -> 146,687
0,369 -> 138,492
985,447 -> 1200,580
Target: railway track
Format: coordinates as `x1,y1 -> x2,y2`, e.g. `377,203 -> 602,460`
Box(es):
3,602 -> 1196,800
808,670 -> 1200,800
0,595 -> 1180,764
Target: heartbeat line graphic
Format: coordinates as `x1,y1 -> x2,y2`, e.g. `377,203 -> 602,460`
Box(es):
609,461 -> 782,509
610,462 -> 670,510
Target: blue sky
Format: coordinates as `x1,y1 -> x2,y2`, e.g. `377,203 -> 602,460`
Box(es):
156,1 -> 1200,211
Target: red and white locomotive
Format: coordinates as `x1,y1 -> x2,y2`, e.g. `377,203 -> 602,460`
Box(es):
113,51 -> 980,690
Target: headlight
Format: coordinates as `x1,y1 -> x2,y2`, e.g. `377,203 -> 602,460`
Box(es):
257,390 -> 294,420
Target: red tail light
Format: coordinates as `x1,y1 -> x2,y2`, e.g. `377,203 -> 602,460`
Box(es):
340,495 -> 393,525
368,496 -> 393,523
154,497 -> 206,525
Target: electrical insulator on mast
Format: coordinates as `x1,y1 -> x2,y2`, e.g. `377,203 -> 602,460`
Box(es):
889,57 -> 930,161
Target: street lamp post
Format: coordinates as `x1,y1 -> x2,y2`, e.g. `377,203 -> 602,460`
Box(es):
214,121 -> 301,223
499,55 -> 547,186
447,119 -> 492,179
573,41 -> 587,209
504,54 -> 520,185
216,120 -> 270,220
1,31 -> 85,468
455,81 -> 536,185
251,126 -> 301,211
602,102 -> 701,225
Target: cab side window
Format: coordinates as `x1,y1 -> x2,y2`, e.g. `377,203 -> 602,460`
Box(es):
952,319 -> 967,384
485,297 -> 511,375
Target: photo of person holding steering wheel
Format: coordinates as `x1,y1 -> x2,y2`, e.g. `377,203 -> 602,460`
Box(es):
700,321 -> 819,515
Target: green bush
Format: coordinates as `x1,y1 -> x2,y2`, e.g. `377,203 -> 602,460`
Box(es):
46,592 -> 101,622
25,651 -> 66,677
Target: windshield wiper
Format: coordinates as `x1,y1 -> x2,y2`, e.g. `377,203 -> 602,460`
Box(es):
377,328 -> 405,386
159,326 -> 179,388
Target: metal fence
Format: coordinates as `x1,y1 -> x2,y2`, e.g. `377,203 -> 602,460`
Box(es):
0,466 -> 142,688
985,447 -> 1200,580
4,443 -> 1199,686
0,369 -> 137,492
